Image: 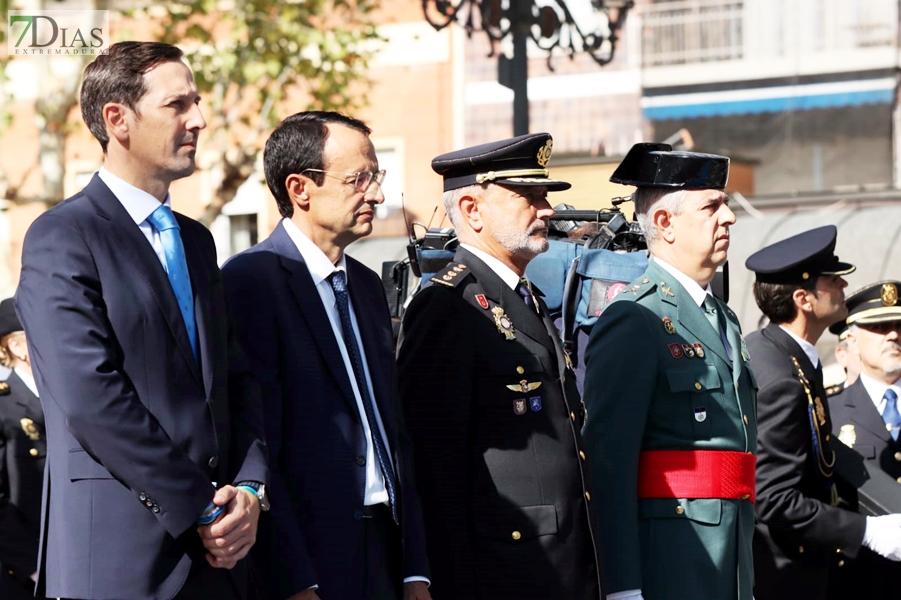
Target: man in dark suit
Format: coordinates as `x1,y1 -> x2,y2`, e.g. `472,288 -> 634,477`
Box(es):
584,144 -> 756,600
744,228 -> 901,599
828,281 -> 901,599
221,111 -> 431,600
396,133 -> 602,600
15,42 -> 268,600
0,298 -> 46,600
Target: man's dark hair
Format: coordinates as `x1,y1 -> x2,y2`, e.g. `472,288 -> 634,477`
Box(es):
753,278 -> 818,324
264,111 -> 371,218
80,42 -> 185,153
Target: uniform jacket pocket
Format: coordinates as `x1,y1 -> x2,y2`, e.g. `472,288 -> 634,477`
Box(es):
475,504 -> 559,541
639,497 -> 722,526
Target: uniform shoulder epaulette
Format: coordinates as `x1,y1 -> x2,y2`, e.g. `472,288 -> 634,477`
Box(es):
617,276 -> 656,301
826,383 -> 844,397
429,262 -> 473,288
0,380 -> 10,395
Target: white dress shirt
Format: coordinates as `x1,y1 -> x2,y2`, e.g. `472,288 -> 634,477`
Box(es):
282,219 -> 391,506
14,366 -> 39,398
778,326 -> 821,372
460,243 -> 521,290
654,257 -> 733,360
97,167 -> 170,271
859,372 -> 901,417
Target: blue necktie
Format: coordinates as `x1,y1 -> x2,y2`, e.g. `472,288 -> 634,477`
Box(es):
328,271 -> 398,523
147,205 -> 198,362
883,389 -> 900,442
516,278 -> 538,313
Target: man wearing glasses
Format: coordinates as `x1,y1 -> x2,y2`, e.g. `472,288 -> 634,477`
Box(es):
222,111 -> 431,600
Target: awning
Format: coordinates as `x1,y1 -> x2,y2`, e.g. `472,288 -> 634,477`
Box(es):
642,78 -> 896,120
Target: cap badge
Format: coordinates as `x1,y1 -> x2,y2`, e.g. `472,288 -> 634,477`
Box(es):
20,418 -> 40,441
536,139 -> 553,168
881,283 -> 898,306
838,424 -> 857,447
492,306 -> 516,340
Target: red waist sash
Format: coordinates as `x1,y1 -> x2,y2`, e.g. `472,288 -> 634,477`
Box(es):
637,450 -> 757,503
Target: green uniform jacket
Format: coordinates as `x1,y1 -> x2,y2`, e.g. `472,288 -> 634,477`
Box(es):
583,260 -> 758,600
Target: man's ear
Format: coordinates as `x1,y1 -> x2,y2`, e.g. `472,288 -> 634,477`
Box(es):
792,287 -> 813,315
103,102 -> 130,145
652,208 -> 675,243
459,193 -> 484,232
285,174 -> 312,211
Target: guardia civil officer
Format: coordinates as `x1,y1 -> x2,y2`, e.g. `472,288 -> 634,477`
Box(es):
583,143 -> 757,600
0,298 -> 47,600
397,133 -> 602,600
828,281 -> 901,600
745,228 -> 901,599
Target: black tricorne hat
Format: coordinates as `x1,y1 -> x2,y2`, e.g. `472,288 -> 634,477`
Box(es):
431,133 -> 571,193
0,298 -> 23,339
745,225 -> 855,285
842,281 -> 901,327
610,142 -> 730,189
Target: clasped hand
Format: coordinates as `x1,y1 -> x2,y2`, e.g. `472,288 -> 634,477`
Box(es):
197,485 -> 261,569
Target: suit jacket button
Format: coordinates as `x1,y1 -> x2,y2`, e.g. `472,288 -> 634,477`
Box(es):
139,493 -> 147,502
152,505 -> 160,513
29,448 -> 38,457
354,510 -> 363,520
208,456 -> 218,469
355,455 -> 366,466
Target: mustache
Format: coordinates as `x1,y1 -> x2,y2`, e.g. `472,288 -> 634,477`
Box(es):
528,220 -> 549,235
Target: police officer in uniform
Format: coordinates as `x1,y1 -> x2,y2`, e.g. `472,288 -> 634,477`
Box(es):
826,318 -> 860,397
0,298 -> 46,600
828,281 -> 901,600
745,228 -> 901,599
583,143 -> 757,600
397,133 -> 602,600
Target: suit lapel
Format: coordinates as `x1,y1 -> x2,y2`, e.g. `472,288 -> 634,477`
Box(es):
179,218 -> 214,398
647,262 -> 730,367
844,380 -> 891,441
269,223 -> 360,417
347,259 -> 396,442
84,175 -> 202,388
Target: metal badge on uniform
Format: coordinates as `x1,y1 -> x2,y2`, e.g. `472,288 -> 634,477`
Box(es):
693,343 -> 705,358
668,343 -> 683,359
476,294 -> 489,309
661,286 -> 675,297
681,343 -> 696,358
20,418 -> 40,441
492,306 -> 516,340
514,399 -> 527,415
507,380 -> 542,393
530,397 -> 542,412
0,381 -> 9,394
663,317 -> 676,335
740,338 -> 751,362
838,424 -> 857,447
814,397 -> 827,427
694,407 -> 707,422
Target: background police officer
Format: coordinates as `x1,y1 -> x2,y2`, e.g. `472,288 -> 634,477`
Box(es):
397,133 -> 602,600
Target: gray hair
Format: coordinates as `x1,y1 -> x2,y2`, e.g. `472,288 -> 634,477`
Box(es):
441,184 -> 485,230
633,187 -> 686,244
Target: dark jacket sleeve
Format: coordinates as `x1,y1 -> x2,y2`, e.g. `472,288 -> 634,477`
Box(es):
396,286 -> 476,598
222,255 -> 318,596
15,212 -> 214,539
750,337 -> 867,556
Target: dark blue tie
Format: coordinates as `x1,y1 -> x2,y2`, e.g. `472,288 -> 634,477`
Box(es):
516,278 -> 538,313
147,205 -> 198,361
883,389 -> 900,442
328,271 -> 398,523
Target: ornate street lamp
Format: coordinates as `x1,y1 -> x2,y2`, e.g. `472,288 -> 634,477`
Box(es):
423,0 -> 634,135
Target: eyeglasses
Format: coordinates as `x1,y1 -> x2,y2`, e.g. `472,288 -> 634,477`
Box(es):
303,169 -> 386,193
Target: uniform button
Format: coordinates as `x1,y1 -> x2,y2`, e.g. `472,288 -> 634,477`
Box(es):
511,531 -> 522,541
29,448 -> 38,457
7,569 -> 14,576
836,548 -> 843,554
743,415 -> 748,425
355,455 -> 366,466
694,382 -> 702,390
825,434 -> 831,441
799,545 -> 804,553
740,494 -> 751,500
675,506 -> 684,515
585,491 -> 591,501
354,510 -> 363,520
570,411 -> 576,422
897,476 -> 901,485
579,450 -> 586,460
516,366 -> 525,375
208,456 -> 218,469
838,559 -> 845,567
894,452 -> 901,461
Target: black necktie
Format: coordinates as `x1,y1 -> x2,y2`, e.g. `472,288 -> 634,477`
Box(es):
328,271 -> 398,522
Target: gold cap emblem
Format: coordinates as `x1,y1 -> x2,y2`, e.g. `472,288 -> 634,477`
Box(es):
536,139 -> 553,168
881,283 -> 898,306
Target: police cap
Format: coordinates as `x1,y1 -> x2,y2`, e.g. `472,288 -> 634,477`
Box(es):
843,281 -> 901,328
431,133 -> 571,193
610,142 -> 730,189
745,225 -> 855,285
0,298 -> 22,339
